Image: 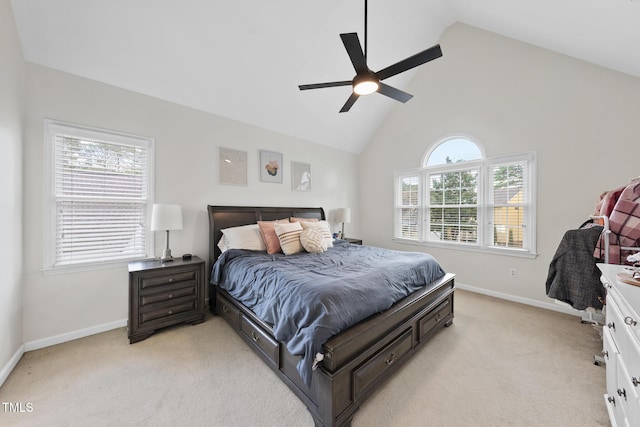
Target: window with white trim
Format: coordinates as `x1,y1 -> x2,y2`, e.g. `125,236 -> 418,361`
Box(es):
44,120 -> 154,271
394,136 -> 536,257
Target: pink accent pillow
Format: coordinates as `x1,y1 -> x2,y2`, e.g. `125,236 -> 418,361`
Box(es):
258,219 -> 290,254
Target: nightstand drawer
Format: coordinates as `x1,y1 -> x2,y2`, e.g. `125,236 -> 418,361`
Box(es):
140,301 -> 197,324
140,285 -> 195,307
140,270 -> 197,290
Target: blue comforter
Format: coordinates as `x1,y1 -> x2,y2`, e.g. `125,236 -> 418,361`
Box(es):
210,240 -> 445,386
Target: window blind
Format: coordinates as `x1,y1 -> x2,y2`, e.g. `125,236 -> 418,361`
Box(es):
488,160 -> 529,249
395,173 -> 420,240
53,133 -> 150,266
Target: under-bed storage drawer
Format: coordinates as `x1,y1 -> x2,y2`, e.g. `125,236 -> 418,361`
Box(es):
240,314 -> 280,367
353,329 -> 412,400
216,293 -> 241,327
419,298 -> 452,341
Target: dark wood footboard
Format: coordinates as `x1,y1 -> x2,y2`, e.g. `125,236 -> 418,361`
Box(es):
210,273 -> 455,427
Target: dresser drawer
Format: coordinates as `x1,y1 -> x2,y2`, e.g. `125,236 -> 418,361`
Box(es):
139,270 -> 197,290
240,314 -> 280,367
607,297 -> 628,356
140,285 -> 195,307
617,354 -> 640,426
419,299 -> 451,341
353,329 -> 413,400
603,328 -> 620,398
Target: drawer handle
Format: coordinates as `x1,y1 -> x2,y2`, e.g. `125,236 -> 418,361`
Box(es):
250,331 -> 260,342
624,316 -> 637,326
607,322 -> 615,331
222,305 -> 229,314
617,388 -> 627,400
168,278 -> 174,282
435,314 -> 442,323
604,283 -> 612,290
168,294 -> 174,299
632,377 -> 639,387
168,310 -> 173,315
608,395 -> 616,406
601,350 -> 609,359
384,352 -> 396,366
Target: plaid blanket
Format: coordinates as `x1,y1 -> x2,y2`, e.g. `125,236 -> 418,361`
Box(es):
594,180 -> 640,263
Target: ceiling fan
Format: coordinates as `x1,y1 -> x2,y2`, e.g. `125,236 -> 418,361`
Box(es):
298,0 -> 443,113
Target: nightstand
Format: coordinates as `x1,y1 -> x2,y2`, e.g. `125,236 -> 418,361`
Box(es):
128,256 -> 205,344
344,238 -> 363,245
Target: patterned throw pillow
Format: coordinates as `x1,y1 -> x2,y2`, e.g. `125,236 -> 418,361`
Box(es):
300,220 -> 334,248
274,221 -> 304,255
300,228 -> 328,253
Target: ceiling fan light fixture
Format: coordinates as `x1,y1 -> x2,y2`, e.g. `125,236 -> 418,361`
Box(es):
353,76 -> 379,95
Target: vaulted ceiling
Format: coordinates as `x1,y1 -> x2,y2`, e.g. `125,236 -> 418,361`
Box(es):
11,0 -> 640,153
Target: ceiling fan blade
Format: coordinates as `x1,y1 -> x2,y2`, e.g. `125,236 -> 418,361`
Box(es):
299,81 -> 352,90
340,33 -> 368,75
339,92 -> 360,113
375,44 -> 442,81
377,82 -> 413,103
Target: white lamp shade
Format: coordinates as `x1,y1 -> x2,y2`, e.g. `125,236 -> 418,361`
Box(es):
151,204 -> 183,231
335,208 -> 351,224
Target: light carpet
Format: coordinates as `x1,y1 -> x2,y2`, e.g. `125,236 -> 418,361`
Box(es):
0,290 -> 609,426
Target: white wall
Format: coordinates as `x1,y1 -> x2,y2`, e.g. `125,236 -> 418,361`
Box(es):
360,23 -> 640,307
0,0 -> 25,383
22,64 -> 360,344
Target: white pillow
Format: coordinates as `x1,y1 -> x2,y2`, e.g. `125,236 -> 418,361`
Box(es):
300,228 -> 328,253
274,221 -> 304,255
300,220 -> 334,248
217,235 -> 230,253
220,224 -> 266,251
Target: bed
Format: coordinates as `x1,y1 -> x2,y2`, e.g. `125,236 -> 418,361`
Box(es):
207,205 -> 455,427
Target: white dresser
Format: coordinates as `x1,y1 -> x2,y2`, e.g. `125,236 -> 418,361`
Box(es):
598,264 -> 640,427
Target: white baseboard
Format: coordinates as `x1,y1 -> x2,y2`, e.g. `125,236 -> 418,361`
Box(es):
23,319 -> 127,352
455,282 -> 583,318
1,344 -> 25,388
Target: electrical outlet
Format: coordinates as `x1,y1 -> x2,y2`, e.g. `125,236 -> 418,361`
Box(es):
509,268 -> 517,278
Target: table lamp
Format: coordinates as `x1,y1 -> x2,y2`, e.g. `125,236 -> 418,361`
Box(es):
151,204 -> 183,262
335,208 -> 351,239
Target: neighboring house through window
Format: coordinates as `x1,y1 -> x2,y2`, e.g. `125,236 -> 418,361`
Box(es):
43,120 -> 154,272
394,135 -> 536,257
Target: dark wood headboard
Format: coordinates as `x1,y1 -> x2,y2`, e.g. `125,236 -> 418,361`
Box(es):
207,205 -> 326,269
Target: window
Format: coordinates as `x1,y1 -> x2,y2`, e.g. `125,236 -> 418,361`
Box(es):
394,136 -> 536,257
44,120 -> 154,271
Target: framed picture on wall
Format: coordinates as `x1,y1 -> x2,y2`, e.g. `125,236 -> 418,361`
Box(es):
260,150 -> 283,183
291,161 -> 311,191
219,147 -> 248,186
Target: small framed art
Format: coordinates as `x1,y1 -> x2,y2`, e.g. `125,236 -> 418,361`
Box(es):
291,161 -> 311,191
260,150 -> 283,183
219,147 -> 248,186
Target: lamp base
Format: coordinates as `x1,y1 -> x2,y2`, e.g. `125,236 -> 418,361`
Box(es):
160,248 -> 174,262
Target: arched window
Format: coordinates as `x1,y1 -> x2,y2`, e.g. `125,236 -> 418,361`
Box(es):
423,136 -> 483,166
394,135 -> 536,257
